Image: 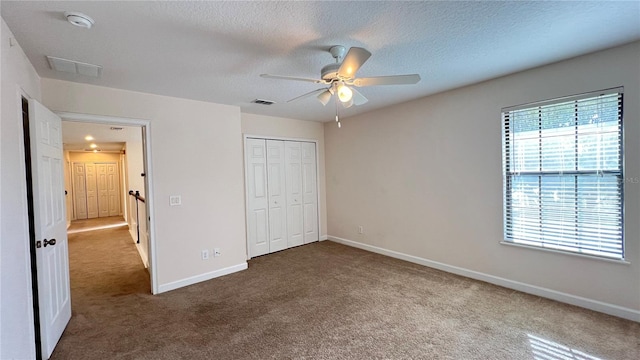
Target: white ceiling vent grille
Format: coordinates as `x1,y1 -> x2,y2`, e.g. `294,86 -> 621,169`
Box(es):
46,56 -> 102,78
251,99 -> 275,105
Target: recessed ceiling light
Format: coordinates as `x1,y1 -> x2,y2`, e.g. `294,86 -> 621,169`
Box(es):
85,135 -> 94,141
90,143 -> 97,149
64,11 -> 94,29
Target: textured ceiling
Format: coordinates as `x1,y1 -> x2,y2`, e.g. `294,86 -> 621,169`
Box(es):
3,1 -> 639,122
62,121 -> 141,152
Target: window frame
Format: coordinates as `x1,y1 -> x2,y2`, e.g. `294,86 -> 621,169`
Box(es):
501,87 -> 625,261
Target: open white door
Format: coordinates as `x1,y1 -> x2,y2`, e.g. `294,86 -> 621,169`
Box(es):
28,99 -> 71,359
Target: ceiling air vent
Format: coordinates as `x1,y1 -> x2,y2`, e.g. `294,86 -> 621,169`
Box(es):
110,127 -> 123,130
46,56 -> 102,78
252,99 -> 275,105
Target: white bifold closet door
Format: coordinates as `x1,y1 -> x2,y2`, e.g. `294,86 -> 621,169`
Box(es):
246,139 -> 270,257
245,138 -> 319,258
285,142 -> 304,247
97,164 -> 109,217
301,142 -> 319,243
73,163 -> 88,219
72,162 -> 121,220
266,140 -> 288,253
85,164 -> 99,219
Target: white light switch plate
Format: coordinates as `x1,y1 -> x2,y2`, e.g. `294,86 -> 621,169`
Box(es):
169,195 -> 181,206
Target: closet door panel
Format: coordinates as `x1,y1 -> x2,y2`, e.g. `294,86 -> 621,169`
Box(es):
302,142 -> 319,243
246,139 -> 269,257
285,142 -> 304,247
96,164 -> 109,217
72,163 -> 88,220
266,140 -> 287,253
85,164 -> 99,219
106,163 -> 121,216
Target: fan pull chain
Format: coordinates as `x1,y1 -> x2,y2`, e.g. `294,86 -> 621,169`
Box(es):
335,96 -> 341,128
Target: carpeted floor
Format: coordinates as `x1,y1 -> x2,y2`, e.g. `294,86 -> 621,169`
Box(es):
51,223 -> 640,360
67,216 -> 128,234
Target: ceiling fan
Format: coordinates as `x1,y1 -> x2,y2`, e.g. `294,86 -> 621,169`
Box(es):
260,45 -> 421,126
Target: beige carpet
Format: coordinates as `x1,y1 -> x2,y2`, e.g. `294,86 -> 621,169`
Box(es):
67,216 -> 128,234
51,224 -> 639,359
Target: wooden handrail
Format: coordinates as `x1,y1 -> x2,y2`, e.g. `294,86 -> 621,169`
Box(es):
128,190 -> 145,243
128,190 -> 145,203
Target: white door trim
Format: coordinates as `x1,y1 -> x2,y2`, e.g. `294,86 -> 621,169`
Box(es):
55,111 -> 159,295
243,134 -> 322,260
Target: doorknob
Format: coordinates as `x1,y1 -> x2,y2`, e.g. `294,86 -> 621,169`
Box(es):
44,238 -> 57,247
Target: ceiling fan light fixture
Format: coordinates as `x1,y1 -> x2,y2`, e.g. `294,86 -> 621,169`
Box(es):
342,98 -> 354,108
317,90 -> 332,106
337,84 -> 353,103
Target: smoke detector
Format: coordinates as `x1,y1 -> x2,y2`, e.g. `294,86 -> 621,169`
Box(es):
64,12 -> 94,29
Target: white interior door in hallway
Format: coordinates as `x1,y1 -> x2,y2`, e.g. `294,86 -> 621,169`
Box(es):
246,138 -> 319,258
72,162 -> 121,219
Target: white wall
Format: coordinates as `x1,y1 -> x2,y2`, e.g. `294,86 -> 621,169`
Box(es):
241,113 -> 327,239
64,150 -> 72,224
0,17 -> 41,360
325,42 -> 640,317
125,137 -> 145,198
41,79 -> 248,289
68,152 -> 121,163
123,137 -> 148,264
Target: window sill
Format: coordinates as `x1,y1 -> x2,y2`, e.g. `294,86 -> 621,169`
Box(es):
500,241 -> 630,265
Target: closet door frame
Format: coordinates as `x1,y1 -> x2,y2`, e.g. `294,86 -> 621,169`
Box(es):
243,135 -> 321,260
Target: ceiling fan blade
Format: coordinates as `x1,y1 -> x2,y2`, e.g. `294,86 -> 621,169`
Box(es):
317,90 -> 332,106
287,88 -> 328,103
351,87 -> 368,106
261,74 -> 327,84
337,47 -> 371,78
353,74 -> 421,87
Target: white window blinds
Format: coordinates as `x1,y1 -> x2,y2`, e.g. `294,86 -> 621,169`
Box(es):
502,88 -> 624,259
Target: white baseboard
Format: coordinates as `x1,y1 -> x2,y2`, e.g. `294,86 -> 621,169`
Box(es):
136,244 -> 149,268
157,262 -> 248,294
319,234 -> 328,241
328,235 -> 640,322
129,228 -> 137,244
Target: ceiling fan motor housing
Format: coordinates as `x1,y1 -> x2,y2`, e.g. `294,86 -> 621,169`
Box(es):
321,63 -> 341,81
322,45 -> 348,81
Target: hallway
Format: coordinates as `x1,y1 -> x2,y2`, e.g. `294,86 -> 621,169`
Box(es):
51,217 -> 150,358
66,217 -> 148,297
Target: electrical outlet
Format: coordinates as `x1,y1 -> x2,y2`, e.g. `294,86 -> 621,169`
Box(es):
214,248 -> 221,257
358,226 -> 364,234
201,249 -> 209,260
170,195 -> 182,206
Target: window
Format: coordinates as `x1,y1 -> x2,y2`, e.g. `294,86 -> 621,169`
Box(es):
502,88 -> 623,260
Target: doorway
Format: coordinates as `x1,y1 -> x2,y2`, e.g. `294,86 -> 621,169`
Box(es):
58,112 -> 158,294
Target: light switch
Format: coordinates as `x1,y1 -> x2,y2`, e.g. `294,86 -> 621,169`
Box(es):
169,195 -> 181,206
